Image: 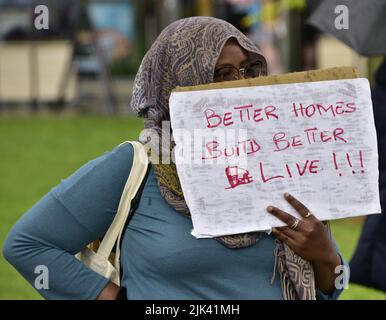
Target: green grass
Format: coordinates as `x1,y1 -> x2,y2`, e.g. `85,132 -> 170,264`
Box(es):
0,115 -> 144,299
0,115 -> 384,300
330,219 -> 386,300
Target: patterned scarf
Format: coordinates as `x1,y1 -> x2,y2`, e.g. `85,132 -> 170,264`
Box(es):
131,16 -> 316,300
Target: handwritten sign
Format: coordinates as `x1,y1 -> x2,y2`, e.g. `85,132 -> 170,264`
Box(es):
169,78 -> 381,238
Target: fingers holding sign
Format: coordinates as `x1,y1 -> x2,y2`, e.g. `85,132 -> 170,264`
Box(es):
267,193 -> 337,264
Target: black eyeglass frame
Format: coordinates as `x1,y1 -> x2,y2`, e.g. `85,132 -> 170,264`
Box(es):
213,60 -> 264,83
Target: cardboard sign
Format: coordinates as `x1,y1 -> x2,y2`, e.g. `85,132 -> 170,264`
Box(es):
169,70 -> 381,238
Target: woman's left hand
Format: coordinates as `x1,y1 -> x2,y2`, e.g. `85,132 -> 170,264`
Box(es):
267,192 -> 339,265
267,192 -> 343,294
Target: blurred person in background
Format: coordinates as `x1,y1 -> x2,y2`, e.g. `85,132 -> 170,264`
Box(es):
225,0 -> 282,74
245,0 -> 282,74
307,0 -> 386,294
349,59 -> 386,293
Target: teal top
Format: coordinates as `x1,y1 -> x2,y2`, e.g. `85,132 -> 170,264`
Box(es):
3,143 -> 345,300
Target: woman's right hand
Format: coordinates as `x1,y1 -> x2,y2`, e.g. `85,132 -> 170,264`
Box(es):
96,282 -> 120,300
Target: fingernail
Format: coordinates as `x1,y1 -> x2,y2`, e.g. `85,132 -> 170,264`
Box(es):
284,192 -> 290,198
267,206 -> 273,212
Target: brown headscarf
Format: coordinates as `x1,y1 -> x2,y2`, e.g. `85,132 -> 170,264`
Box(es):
131,16 -> 316,300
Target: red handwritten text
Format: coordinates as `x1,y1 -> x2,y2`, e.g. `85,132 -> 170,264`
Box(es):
292,102 -> 356,118
273,127 -> 347,152
204,105 -> 279,129
202,138 -> 261,160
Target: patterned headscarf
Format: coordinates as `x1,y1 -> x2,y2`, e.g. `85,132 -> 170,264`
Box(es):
131,16 -> 316,300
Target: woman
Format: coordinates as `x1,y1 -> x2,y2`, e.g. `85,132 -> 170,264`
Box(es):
3,17 -> 346,300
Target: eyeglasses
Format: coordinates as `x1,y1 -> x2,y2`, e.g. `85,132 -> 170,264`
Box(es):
213,61 -> 263,83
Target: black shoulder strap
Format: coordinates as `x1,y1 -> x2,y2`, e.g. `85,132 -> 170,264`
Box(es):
122,162 -> 151,236
117,163 -> 150,299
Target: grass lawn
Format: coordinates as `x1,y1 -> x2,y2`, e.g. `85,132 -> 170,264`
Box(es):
0,115 -> 384,300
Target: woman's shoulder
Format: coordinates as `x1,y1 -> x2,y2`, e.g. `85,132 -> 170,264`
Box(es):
50,141 -> 136,210
101,141 -> 135,169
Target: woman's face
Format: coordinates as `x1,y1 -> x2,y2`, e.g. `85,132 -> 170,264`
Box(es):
214,39 -> 249,83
